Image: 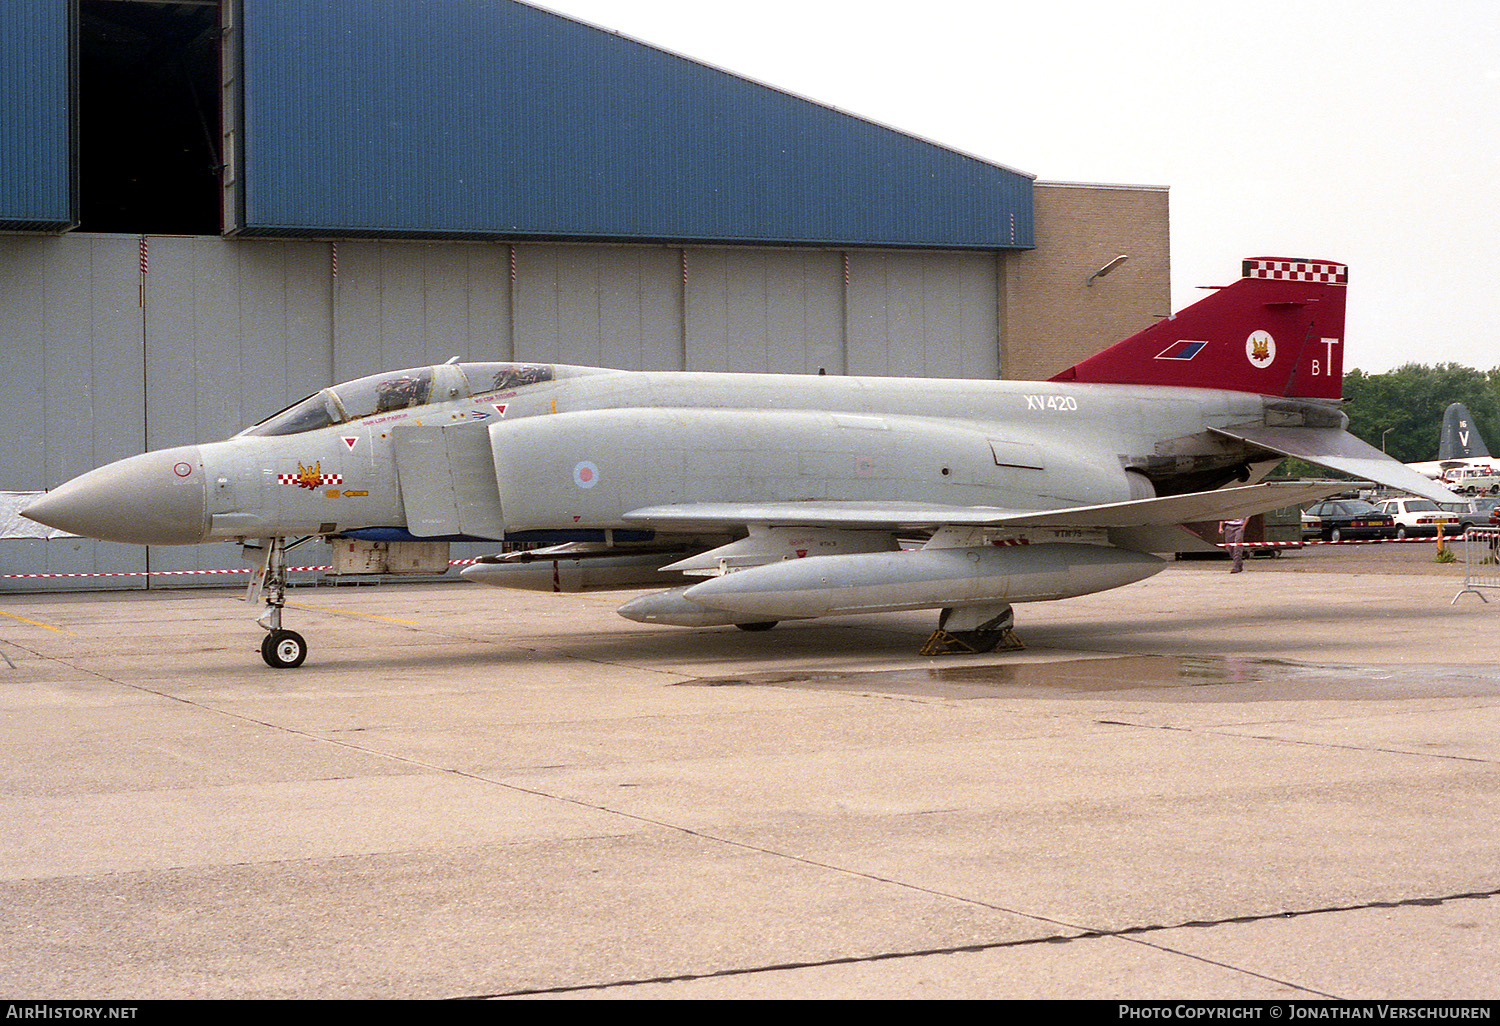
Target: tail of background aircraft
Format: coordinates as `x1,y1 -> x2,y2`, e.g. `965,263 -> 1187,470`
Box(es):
1439,402 -> 1491,460
1051,258 -> 1348,400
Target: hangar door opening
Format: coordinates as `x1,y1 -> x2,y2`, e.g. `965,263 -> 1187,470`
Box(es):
77,0 -> 222,234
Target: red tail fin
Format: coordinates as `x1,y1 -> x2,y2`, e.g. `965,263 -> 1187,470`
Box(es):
1050,257 -> 1348,399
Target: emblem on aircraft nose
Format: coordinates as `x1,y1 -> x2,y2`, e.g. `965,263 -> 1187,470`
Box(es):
573,461 -> 599,488
277,461 -> 344,489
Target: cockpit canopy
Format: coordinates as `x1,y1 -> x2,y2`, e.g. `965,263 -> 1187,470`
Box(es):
240,363 -> 556,437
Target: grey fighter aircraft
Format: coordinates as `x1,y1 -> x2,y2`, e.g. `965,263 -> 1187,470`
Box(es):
23,257 -> 1455,668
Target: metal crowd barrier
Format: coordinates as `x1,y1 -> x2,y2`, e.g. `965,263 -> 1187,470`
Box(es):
1452,527 -> 1500,604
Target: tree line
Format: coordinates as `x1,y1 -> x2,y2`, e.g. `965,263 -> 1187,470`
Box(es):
1341,364 -> 1500,463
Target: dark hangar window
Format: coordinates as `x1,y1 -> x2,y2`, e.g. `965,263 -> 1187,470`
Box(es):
78,0 -> 223,234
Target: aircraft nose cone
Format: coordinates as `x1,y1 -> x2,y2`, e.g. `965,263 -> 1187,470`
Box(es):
22,446 -> 209,545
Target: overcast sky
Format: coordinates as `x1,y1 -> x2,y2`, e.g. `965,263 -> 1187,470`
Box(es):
529,0 -> 1500,374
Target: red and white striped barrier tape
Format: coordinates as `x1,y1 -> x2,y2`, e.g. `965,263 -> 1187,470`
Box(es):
1223,535 -> 1470,548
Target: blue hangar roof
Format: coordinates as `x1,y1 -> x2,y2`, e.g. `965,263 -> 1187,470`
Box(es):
233,0 -> 1034,249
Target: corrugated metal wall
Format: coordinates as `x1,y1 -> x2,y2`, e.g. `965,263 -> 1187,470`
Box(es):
847,252 -> 1000,379
684,250 -> 844,375
232,0 -> 1034,248
0,2 -> 75,230
514,246 -> 683,371
329,243 -> 512,381
0,232 -> 1007,591
0,235 -> 145,585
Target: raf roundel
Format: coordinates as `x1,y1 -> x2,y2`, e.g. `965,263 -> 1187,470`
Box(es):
573,461 -> 599,489
1245,330 -> 1276,369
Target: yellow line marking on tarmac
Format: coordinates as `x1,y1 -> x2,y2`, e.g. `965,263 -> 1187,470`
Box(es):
0,610 -> 75,634
285,601 -> 419,625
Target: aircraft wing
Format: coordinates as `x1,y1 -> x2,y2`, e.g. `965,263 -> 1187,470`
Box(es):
985,481 -> 1340,528
622,481 -> 1339,532
1210,425 -> 1462,503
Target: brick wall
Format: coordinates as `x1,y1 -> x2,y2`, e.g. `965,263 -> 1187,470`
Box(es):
1001,183 -> 1171,381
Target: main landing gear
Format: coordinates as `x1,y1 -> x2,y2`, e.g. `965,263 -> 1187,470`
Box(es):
249,537 -> 310,669
920,604 -> 1024,656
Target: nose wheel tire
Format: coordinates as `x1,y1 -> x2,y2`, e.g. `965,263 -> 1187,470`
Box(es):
261,629 -> 308,669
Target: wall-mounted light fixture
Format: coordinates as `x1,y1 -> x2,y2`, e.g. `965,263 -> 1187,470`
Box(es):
1086,254 -> 1129,286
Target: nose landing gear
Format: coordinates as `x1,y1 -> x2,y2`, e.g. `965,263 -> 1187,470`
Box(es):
249,537 -> 311,669
260,627 -> 308,669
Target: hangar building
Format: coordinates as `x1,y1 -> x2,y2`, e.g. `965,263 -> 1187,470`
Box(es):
0,0 -> 1169,589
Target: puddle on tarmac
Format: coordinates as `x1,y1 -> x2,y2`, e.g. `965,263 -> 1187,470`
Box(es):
683,655 -> 1500,703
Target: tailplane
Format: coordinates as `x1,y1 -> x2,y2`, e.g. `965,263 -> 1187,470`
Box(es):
1051,258 -> 1348,400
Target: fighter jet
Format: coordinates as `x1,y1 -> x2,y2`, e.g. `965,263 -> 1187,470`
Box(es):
23,257 -> 1455,668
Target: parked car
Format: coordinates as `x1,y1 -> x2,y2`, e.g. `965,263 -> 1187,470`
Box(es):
1373,497 -> 1461,539
1301,511 -> 1322,540
1440,496 -> 1500,532
1303,499 -> 1396,542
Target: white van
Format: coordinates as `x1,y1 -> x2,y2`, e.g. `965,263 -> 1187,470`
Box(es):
1442,466 -> 1500,494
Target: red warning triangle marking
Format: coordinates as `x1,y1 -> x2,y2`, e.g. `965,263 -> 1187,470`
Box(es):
343,437 -> 359,450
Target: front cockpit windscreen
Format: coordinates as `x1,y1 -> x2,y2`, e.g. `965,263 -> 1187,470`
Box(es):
242,391 -> 341,437
241,364 -> 555,437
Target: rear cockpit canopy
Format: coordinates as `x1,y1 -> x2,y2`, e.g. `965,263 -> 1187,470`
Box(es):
240,362 -> 556,437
